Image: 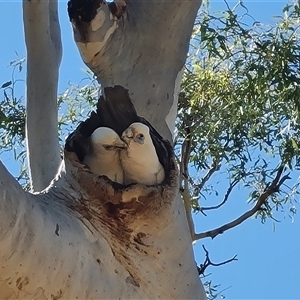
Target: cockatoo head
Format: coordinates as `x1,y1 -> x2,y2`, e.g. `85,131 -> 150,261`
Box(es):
91,127 -> 127,151
121,122 -> 150,146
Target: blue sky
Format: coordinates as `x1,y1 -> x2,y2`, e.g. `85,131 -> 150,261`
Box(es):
0,1 -> 299,299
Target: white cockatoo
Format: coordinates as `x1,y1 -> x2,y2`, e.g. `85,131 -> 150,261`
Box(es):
83,127 -> 126,184
120,122 -> 165,185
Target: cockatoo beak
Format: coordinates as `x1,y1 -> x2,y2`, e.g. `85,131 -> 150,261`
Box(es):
113,140 -> 128,149
125,128 -> 134,138
103,140 -> 127,150
122,128 -> 134,145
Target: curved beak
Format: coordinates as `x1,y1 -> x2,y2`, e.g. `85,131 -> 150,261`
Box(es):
113,140 -> 127,149
121,128 -> 134,145
103,140 -> 127,151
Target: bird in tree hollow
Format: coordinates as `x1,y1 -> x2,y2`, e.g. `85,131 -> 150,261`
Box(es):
83,127 -> 127,184
66,85 -> 173,186
120,122 -> 165,185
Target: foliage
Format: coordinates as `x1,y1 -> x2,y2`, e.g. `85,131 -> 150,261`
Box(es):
1,1 -> 300,298
0,57 -> 26,148
176,0 -> 300,224
1,60 -> 99,186
57,70 -> 99,143
0,57 -> 28,186
3,2 -> 299,214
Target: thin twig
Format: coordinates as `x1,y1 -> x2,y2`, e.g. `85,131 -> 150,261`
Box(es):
198,245 -> 237,275
194,166 -> 290,241
201,176 -> 241,211
194,158 -> 221,195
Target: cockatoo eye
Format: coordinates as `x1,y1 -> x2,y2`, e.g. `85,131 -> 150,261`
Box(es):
135,133 -> 145,144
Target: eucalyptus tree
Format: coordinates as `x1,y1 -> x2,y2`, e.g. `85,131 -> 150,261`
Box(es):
0,0 -> 206,299
1,0 -> 300,299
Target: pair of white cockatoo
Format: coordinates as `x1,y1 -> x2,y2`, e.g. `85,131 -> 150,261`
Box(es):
83,122 -> 165,185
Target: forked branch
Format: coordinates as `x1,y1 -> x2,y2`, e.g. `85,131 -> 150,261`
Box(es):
23,0 -> 62,191
194,158 -> 221,196
194,166 -> 290,240
197,245 -> 237,275
201,174 -> 244,212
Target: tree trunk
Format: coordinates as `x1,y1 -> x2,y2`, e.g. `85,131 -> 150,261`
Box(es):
23,0 -> 62,192
0,148 -> 206,298
0,0 -> 206,299
68,0 -> 201,140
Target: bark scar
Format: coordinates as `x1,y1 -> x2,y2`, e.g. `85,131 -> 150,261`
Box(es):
55,223 -> 60,236
125,275 -> 140,288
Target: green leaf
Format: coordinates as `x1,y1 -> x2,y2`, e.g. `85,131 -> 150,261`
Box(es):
1,81 -> 12,89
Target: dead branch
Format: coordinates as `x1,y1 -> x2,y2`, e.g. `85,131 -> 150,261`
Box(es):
197,245 -> 237,276
194,166 -> 290,241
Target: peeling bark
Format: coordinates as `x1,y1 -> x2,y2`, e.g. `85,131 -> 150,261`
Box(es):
23,0 -> 62,191
68,0 -> 202,140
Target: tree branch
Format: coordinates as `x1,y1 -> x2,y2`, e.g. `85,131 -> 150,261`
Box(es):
194,166 -> 290,240
201,176 -> 241,211
182,176 -> 196,241
197,245 -> 237,276
194,158 -> 221,196
180,125 -> 196,240
68,0 -> 203,140
0,162 -> 28,235
23,0 -> 62,191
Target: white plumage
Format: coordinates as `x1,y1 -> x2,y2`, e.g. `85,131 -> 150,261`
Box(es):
120,122 -> 165,185
83,127 -> 126,184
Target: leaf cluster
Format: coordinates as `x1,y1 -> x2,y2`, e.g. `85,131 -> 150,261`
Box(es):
176,1 -> 300,221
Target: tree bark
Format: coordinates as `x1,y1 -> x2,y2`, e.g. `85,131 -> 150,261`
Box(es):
0,148 -> 206,299
0,0 -> 207,298
23,0 -> 62,192
68,0 -> 201,140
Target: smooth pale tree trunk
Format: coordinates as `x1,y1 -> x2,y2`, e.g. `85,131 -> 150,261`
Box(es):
0,0 -> 206,299
0,150 -> 205,298
23,0 -> 62,192
68,0 -> 200,140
